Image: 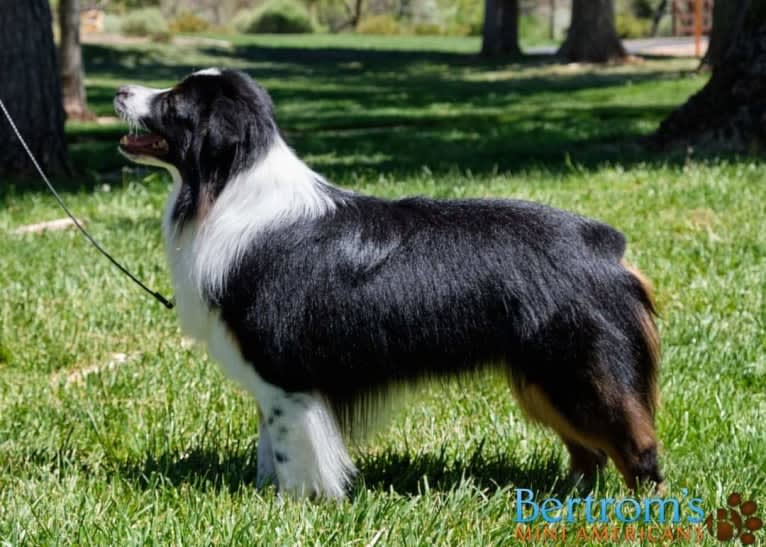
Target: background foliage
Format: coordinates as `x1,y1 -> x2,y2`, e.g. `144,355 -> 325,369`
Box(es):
3,35 -> 765,542
61,0 -> 672,39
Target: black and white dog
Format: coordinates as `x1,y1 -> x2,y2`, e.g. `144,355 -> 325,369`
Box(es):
114,69 -> 664,499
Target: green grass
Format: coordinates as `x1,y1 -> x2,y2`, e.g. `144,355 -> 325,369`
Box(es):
2,34 -> 765,544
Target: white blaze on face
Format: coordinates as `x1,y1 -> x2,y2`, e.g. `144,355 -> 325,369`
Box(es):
115,84 -> 173,168
117,85 -> 168,128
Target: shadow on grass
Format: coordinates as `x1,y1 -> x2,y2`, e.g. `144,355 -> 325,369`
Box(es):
117,441 -> 566,497
119,443 -> 261,493
59,104 -> 675,187
4,40 -> 707,199
354,445 -> 566,497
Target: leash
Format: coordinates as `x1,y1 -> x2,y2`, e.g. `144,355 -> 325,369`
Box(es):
0,98 -> 174,309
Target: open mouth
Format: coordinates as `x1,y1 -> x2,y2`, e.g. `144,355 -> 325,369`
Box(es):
119,133 -> 169,157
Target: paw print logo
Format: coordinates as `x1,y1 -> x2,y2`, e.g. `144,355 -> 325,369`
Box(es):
705,493 -> 763,544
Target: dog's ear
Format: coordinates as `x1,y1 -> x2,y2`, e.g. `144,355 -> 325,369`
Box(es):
203,96 -> 243,158
194,90 -> 271,202
195,96 -> 244,196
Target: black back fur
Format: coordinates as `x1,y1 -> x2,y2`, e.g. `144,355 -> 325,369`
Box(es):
214,194 -> 654,431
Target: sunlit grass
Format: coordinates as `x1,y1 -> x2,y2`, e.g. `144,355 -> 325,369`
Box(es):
1,34 -> 764,545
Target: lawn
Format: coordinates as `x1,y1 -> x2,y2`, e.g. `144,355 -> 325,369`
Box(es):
1,34 -> 765,544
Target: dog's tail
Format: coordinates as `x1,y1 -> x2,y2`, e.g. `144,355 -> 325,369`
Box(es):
622,261 -> 661,417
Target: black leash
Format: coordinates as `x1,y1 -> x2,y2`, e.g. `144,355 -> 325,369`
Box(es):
0,98 -> 174,309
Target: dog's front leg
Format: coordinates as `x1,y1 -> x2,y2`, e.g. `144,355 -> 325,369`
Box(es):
204,322 -> 355,498
260,391 -> 356,500
255,406 -> 277,489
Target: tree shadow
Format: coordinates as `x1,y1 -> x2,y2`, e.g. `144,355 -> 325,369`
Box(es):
116,440 -> 567,497
57,103 -> 679,187
4,39 -> 720,199
353,445 -> 566,497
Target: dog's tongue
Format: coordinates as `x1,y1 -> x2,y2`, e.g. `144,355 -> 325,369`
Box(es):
119,134 -> 168,156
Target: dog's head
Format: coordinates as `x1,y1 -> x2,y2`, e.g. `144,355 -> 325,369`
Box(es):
114,68 -> 276,199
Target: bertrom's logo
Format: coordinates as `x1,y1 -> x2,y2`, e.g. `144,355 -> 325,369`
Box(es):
705,493 -> 763,544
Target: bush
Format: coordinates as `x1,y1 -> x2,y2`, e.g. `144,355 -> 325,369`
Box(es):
616,13 -> 651,39
442,22 -> 474,36
632,0 -> 656,18
231,9 -> 256,32
356,14 -> 402,35
233,0 -> 315,34
169,11 -> 210,33
102,13 -> 123,34
465,20 -> 483,36
436,0 -> 482,36
315,0 -> 347,32
519,14 -> 550,46
412,22 -> 444,36
120,8 -> 170,41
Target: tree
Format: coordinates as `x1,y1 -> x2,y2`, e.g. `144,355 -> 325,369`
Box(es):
481,0 -> 520,57
59,0 -> 94,121
652,1 -> 766,150
558,0 -> 626,63
341,0 -> 365,30
161,0 -> 246,25
702,0 -> 748,68
650,0 -> 668,37
0,0 -> 68,174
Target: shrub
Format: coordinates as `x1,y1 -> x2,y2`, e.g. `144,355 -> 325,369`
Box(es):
627,0 -> 655,19
102,13 -> 123,34
519,14 -> 549,46
316,0 -> 348,32
169,11 -> 210,33
231,8 -> 256,32
120,8 -> 170,41
356,14 -> 402,35
234,0 -> 315,34
412,22 -> 444,36
436,0 -> 482,36
616,13 -> 651,39
465,19 -> 483,36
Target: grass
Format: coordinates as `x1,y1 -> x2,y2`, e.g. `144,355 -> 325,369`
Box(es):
1,34 -> 765,544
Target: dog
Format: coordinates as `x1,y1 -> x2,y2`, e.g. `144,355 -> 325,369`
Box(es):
114,68 -> 664,499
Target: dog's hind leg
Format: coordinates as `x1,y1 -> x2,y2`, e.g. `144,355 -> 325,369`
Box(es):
511,378 -> 663,492
598,396 -> 664,491
510,263 -> 664,491
563,440 -> 607,489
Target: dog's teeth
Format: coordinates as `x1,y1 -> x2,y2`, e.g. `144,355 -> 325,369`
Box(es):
120,136 -> 128,145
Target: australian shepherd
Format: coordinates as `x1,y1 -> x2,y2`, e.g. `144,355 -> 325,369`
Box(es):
114,68 -> 664,499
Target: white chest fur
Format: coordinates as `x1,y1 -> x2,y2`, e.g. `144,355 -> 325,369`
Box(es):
162,183 -> 213,341
160,164 -> 354,499
160,137 -> 337,343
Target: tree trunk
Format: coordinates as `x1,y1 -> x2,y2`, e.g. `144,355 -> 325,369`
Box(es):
650,0 -> 668,37
702,0 -> 750,69
340,0 -> 364,30
59,0 -> 94,121
0,0 -> 68,175
549,0 -> 556,41
652,3 -> 766,151
557,0 -> 626,63
481,0 -> 521,57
